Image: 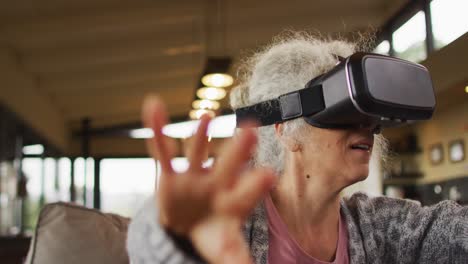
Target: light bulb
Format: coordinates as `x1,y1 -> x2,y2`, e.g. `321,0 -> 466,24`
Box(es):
189,109 -> 216,120
201,73 -> 233,87
192,99 -> 220,110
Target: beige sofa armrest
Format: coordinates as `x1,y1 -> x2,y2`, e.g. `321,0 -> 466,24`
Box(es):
25,202 -> 130,264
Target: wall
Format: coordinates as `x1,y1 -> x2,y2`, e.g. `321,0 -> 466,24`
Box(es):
414,100 -> 468,183
413,33 -> 468,183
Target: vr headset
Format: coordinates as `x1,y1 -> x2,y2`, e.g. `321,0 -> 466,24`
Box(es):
235,52 -> 436,133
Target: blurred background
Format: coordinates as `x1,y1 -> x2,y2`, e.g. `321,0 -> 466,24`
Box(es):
0,0 -> 467,259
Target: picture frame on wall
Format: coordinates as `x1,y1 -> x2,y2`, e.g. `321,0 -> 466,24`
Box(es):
429,143 -> 443,165
448,139 -> 465,163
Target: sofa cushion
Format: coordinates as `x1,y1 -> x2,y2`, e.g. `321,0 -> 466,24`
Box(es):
25,202 -> 130,264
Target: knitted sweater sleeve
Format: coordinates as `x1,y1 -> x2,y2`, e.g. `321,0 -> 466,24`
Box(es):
344,193 -> 468,264
126,197 -> 205,264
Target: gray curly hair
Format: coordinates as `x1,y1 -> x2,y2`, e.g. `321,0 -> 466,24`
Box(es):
230,32 -> 388,174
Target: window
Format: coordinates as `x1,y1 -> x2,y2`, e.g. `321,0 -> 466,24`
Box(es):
57,158 -> 71,201
155,157 -> 214,185
100,157 -> 214,217
22,158 -> 43,232
22,157 -> 72,232
431,0 -> 468,50
1,161 -> 19,234
374,40 -> 390,55
23,158 -> 42,203
74,158 -> 94,208
100,158 -> 156,217
44,158 -> 58,202
392,11 -> 427,62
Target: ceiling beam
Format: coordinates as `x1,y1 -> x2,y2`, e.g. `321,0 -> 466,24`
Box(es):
39,63 -> 201,95
1,2 -> 203,50
221,14 -> 383,56
48,77 -> 198,101
21,34 -> 204,74
0,46 -> 68,151
60,91 -> 193,121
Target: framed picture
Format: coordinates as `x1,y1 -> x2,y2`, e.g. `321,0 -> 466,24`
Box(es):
429,143 -> 443,165
449,139 -> 465,163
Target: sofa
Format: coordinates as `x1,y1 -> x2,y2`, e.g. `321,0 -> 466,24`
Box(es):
25,202 -> 130,264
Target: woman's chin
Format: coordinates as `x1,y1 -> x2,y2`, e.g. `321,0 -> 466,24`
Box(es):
347,165 -> 369,183
345,160 -> 371,181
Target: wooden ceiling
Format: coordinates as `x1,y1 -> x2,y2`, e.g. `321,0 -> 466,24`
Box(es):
0,0 -> 407,130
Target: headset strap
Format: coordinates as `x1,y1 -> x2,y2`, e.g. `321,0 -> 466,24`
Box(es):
235,85 -> 325,127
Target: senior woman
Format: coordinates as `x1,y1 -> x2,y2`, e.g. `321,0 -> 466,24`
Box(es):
127,34 -> 468,264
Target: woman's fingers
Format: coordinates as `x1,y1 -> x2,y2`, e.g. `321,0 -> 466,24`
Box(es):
216,168 -> 276,219
142,95 -> 174,175
213,129 -> 257,189
187,114 -> 211,171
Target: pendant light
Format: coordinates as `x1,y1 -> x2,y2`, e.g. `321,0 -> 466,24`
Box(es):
192,99 -> 220,110
191,0 -> 233,120
200,57 -> 233,88
196,86 -> 227,100
189,109 -> 216,120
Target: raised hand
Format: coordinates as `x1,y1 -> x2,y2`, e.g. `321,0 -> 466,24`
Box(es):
142,96 -> 275,264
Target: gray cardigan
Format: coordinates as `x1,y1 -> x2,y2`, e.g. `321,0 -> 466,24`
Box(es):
127,193 -> 468,263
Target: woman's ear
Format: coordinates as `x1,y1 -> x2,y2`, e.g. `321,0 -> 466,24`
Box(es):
274,123 -> 301,152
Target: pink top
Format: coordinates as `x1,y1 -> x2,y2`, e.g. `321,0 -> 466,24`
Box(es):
265,195 -> 349,264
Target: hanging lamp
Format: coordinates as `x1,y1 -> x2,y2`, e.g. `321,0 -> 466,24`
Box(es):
200,57 -> 233,88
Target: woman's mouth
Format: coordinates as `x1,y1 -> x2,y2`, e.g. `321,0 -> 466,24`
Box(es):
350,144 -> 371,151
349,140 -> 373,153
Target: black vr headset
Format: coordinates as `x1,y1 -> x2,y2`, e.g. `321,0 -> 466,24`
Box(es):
235,52 -> 436,133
